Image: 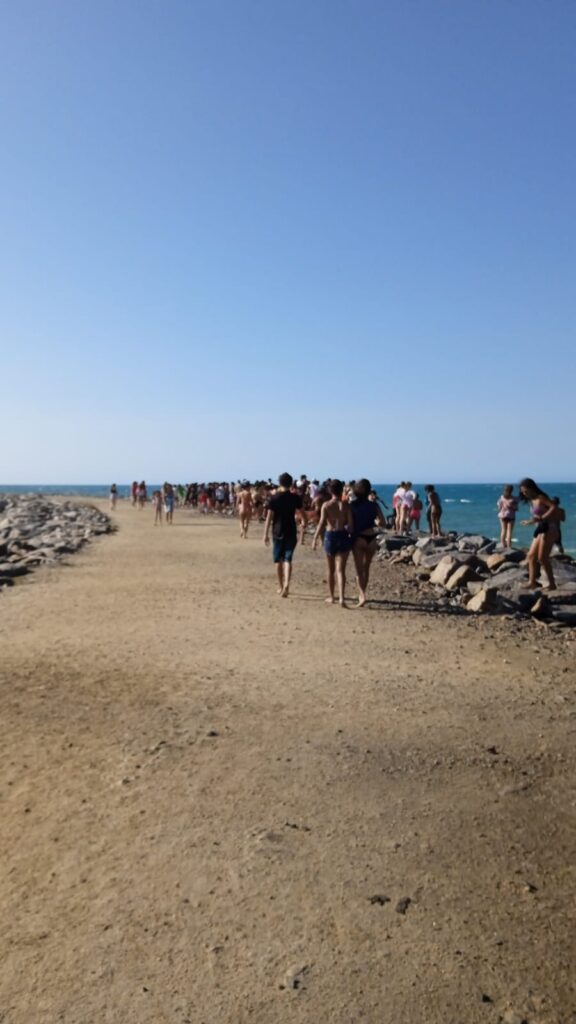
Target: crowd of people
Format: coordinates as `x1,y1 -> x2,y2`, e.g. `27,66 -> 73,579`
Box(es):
109,475 -> 568,606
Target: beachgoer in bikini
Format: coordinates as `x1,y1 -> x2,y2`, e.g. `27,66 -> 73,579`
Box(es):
410,493 -> 423,532
497,484 -> 518,548
238,482 -> 253,538
312,479 -> 354,606
163,482 -> 175,524
138,481 -> 147,508
393,483 -> 406,533
425,485 -> 442,536
131,481 -> 138,507
263,472 -> 303,598
152,489 -> 163,526
351,478 -> 385,607
519,478 -> 561,590
400,482 -> 416,534
109,484 -> 118,511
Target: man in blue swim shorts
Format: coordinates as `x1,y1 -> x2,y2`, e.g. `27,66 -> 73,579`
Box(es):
263,472 -> 303,598
312,479 -> 354,606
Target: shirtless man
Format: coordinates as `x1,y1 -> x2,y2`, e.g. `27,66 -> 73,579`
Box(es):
312,480 -> 354,606
237,482 -> 253,538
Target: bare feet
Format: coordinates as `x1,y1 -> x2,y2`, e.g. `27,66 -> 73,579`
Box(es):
325,596 -> 335,604
358,593 -> 366,608
281,588 -> 289,598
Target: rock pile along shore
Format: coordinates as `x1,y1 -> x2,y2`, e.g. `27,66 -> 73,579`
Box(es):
0,495 -> 113,589
377,532 -> 576,626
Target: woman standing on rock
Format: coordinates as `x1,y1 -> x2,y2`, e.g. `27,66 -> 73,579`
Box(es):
497,484 -> 518,548
425,485 -> 443,537
519,478 -> 561,590
351,478 -> 385,607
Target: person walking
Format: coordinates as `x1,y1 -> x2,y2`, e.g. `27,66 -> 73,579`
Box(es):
263,472 -> 303,598
312,480 -> 354,606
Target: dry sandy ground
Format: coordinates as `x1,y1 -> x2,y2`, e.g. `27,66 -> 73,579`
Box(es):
1,501 -> 575,1024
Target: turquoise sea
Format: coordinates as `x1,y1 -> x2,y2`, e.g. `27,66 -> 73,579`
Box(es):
1,482 -> 575,554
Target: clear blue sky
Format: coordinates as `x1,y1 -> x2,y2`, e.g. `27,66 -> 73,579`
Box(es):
2,0 -> 575,483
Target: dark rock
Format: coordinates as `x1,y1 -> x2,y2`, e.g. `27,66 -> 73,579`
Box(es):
457,535 -> 492,552
395,896 -> 412,914
369,894 -> 390,906
0,562 -> 30,577
551,605 -> 576,626
379,535 -> 417,553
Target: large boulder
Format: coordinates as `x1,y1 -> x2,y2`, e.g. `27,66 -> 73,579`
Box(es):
467,588 -> 499,613
551,605 -> 576,626
429,556 -> 460,587
483,549 -> 526,571
378,535 -> 415,553
457,535 -> 492,552
414,535 -> 453,551
550,562 -> 576,585
445,564 -> 482,592
413,546 -> 456,567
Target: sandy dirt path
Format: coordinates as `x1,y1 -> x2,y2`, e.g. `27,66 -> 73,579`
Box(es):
1,501 -> 575,1024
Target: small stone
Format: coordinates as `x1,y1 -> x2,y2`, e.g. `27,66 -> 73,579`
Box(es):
395,896 -> 411,914
369,894 -> 390,906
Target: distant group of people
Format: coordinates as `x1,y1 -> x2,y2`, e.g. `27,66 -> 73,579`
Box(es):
391,482 -> 442,537
110,473 -> 569,602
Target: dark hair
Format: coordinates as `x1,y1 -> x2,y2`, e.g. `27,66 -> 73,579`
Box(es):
330,479 -> 344,498
519,478 -> 549,504
279,472 -> 293,488
353,478 -> 371,500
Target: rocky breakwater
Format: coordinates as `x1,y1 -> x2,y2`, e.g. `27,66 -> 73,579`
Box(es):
0,495 -> 113,589
377,532 -> 576,627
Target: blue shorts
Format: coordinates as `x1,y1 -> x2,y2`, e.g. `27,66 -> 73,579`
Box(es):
323,529 -> 353,557
273,538 -> 296,563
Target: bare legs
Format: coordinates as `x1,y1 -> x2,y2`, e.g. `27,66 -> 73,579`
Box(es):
324,553 -> 349,606
353,539 -> 376,607
240,513 -> 251,538
500,518 -> 513,547
526,532 -> 557,589
430,510 -> 442,537
276,560 -> 292,597
394,505 -> 403,533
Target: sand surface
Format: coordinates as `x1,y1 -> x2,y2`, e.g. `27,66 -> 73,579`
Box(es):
1,501 -> 575,1024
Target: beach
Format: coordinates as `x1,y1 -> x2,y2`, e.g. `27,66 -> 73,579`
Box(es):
1,501 -> 575,1024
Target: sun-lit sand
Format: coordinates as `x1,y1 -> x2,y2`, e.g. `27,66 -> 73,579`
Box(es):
1,500 -> 575,1023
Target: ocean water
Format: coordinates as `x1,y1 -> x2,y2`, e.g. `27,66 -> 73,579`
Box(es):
1,482 -> 575,554
374,483 -> 576,556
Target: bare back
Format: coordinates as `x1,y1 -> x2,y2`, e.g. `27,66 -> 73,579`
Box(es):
323,498 -> 353,532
